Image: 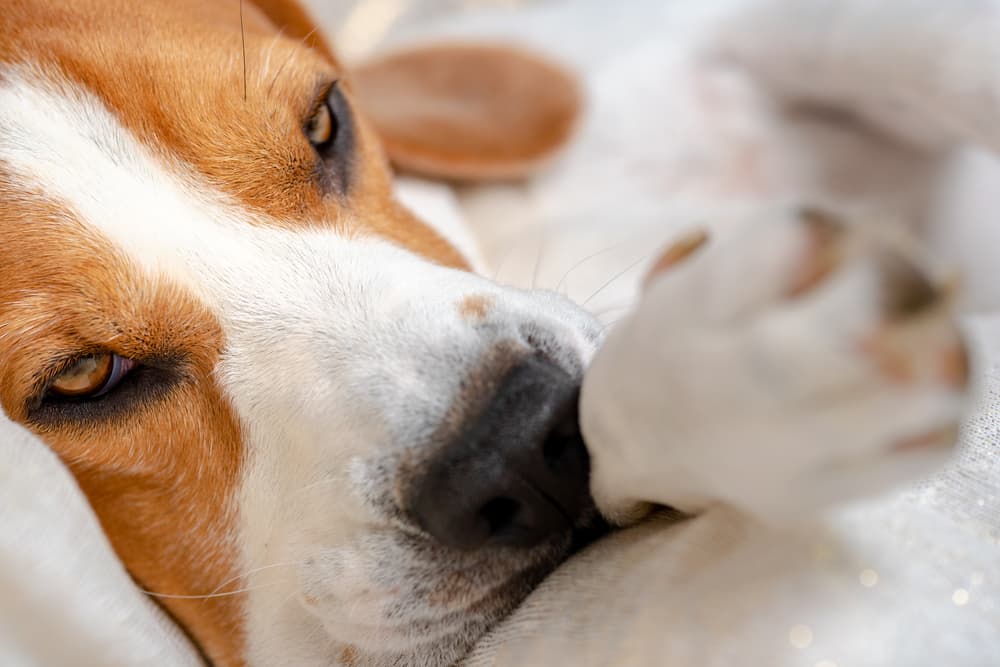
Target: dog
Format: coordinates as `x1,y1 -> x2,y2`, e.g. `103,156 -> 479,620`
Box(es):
0,0 -> 971,665
0,0 -> 599,664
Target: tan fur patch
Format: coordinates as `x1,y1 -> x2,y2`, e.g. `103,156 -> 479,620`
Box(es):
0,173 -> 246,664
1,0 -> 468,271
355,43 -> 582,181
458,294 -> 494,322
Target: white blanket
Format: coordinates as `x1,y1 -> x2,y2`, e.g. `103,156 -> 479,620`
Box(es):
465,311 -> 1000,666
0,415 -> 200,666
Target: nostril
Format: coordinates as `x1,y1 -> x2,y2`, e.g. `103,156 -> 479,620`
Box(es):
542,436 -> 570,467
543,430 -> 581,471
479,497 -> 521,536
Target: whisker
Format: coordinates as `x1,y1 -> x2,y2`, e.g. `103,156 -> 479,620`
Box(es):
239,0 -> 248,102
553,239 -> 638,296
258,29 -> 286,87
266,27 -> 320,98
490,237 -> 519,283
531,233 -> 548,290
601,316 -> 630,331
140,560 -> 302,600
294,476 -> 344,495
591,303 -> 634,318
581,252 -> 657,307
142,580 -> 281,600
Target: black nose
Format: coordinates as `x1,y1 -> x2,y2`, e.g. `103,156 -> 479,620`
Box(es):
406,355 -> 591,551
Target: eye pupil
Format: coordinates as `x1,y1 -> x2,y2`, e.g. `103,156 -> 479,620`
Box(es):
307,102 -> 336,149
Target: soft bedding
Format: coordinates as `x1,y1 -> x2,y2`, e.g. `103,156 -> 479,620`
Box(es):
3,0 -> 1000,665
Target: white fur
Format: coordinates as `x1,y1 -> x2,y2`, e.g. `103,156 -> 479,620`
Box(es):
0,65 -> 599,666
3,0 -> 996,662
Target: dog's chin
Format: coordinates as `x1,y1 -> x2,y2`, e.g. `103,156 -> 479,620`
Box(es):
299,533 -> 572,667
418,514 -> 612,667
302,514 -> 610,667
325,560 -> 559,667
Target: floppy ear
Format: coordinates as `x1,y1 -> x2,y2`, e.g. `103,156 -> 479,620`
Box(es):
353,44 -> 583,181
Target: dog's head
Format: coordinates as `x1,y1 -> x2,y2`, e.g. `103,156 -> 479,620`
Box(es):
0,1 -> 598,664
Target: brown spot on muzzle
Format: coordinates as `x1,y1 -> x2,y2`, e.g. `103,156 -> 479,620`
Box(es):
458,294 -> 494,322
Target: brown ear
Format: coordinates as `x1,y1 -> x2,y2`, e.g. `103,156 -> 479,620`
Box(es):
353,43 -> 583,182
248,0 -> 339,65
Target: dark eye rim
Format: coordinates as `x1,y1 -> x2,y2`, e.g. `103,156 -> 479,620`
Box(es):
27,353 -> 184,427
304,79 -> 355,194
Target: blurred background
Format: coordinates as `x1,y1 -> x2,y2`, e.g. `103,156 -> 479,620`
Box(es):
306,0 -> 551,61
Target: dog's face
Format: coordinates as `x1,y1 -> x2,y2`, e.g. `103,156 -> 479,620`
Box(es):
0,1 -> 597,665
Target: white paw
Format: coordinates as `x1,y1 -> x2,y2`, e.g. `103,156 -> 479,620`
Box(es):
580,205 -> 969,524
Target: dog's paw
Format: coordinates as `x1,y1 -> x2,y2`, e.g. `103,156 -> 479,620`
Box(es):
580,206 -> 969,524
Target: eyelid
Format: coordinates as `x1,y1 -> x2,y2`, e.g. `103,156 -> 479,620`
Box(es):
30,353 -> 100,401
92,356 -> 136,397
31,352 -> 132,403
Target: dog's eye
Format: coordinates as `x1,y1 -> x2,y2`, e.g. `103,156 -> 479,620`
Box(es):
306,101 -> 336,150
49,354 -> 135,399
305,82 -> 354,192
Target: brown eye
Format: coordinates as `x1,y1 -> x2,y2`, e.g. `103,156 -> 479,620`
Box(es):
50,354 -> 134,398
306,101 -> 335,148
306,83 -> 354,193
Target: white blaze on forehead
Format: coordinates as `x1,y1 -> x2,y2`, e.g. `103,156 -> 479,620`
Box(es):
0,66 -> 380,310
0,67 -> 223,299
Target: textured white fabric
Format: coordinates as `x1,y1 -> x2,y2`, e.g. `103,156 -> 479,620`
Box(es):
466,309 -> 999,666
2,1 -> 1000,665
465,318 -> 1000,666
0,414 -> 202,666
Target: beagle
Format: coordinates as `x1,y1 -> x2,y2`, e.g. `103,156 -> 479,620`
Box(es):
0,1 -> 596,665
0,0 -> 971,665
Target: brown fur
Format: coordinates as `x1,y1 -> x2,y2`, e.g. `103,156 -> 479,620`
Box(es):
356,43 -> 582,181
458,294 -> 495,322
0,0 -> 582,663
0,174 -> 245,664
